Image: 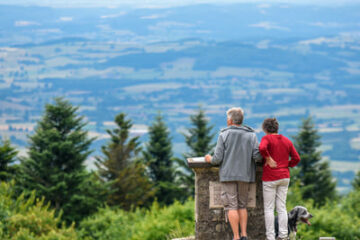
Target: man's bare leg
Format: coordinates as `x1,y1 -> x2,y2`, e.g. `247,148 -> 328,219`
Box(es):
238,208 -> 248,237
228,209 -> 240,239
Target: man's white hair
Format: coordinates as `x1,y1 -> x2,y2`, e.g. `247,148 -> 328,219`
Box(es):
226,107 -> 244,125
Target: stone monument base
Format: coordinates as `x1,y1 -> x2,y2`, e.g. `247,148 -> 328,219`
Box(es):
188,158 -> 265,240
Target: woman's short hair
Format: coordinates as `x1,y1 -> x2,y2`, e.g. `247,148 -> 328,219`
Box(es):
262,118 -> 279,133
226,107 -> 244,125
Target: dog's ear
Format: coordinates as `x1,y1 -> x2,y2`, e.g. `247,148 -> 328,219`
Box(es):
289,208 -> 297,219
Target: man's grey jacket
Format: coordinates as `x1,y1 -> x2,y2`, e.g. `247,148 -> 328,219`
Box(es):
210,125 -> 263,182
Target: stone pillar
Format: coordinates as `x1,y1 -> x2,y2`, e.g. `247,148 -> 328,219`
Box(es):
188,159 -> 265,240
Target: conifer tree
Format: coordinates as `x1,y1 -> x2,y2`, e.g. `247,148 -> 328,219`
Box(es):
0,139 -> 18,181
18,97 -> 105,224
352,170 -> 360,190
95,113 -> 154,210
176,108 -> 215,197
292,116 -> 336,206
185,108 -> 216,157
143,113 -> 180,205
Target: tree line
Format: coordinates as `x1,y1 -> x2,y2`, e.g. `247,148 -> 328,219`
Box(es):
0,97 -> 216,224
0,97 -> 359,228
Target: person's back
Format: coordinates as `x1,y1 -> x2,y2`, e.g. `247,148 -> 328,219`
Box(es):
260,134 -> 300,182
213,125 -> 261,182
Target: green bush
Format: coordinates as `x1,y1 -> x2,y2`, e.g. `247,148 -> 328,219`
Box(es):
341,188 -> 360,218
4,178 -> 359,240
79,199 -> 195,240
78,207 -> 133,240
295,202 -> 360,240
0,181 -> 78,240
133,200 -> 194,240
286,183 -> 360,240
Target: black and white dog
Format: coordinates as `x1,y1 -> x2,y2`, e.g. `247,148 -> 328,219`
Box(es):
275,206 -> 313,240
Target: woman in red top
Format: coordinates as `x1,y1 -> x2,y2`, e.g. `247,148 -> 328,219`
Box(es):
259,118 -> 300,240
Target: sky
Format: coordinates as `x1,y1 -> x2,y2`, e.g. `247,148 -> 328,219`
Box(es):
1,0 -> 359,8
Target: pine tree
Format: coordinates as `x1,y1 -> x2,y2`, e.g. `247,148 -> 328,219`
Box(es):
176,108 -> 215,198
18,97 -> 105,224
185,108 -> 216,157
95,113 -> 154,210
292,116 -> 337,206
143,113 -> 180,205
0,139 -> 18,181
352,171 -> 360,190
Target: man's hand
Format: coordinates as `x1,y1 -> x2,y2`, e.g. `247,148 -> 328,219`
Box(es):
205,154 -> 212,163
265,157 -> 277,168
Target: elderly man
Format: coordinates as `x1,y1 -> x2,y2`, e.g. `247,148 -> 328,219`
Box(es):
205,107 -> 262,240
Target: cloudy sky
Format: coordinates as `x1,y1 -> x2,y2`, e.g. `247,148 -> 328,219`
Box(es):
1,0 -> 359,8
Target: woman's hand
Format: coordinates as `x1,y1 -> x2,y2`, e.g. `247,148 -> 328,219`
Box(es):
265,157 -> 277,168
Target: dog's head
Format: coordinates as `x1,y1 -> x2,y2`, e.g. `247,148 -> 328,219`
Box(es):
289,206 -> 313,226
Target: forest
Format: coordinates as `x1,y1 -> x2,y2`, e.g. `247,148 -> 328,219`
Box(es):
0,97 -> 359,240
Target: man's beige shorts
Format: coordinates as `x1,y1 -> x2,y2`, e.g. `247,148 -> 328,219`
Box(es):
221,181 -> 250,210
